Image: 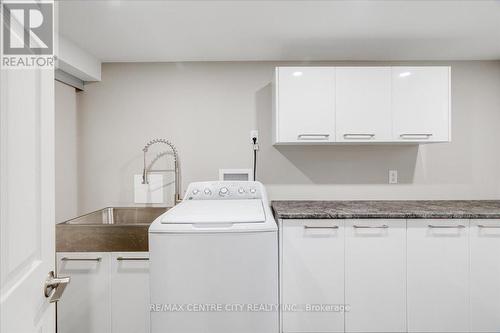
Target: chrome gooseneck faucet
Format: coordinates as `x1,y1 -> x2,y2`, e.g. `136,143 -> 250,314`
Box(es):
142,138 -> 181,205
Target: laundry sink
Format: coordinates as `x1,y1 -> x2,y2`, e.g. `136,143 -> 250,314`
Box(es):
56,207 -> 167,252
60,207 -> 166,225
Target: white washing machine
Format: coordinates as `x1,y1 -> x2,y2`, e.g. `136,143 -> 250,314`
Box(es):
149,181 -> 278,333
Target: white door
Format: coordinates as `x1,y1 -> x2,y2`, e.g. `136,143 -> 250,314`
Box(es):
470,219 -> 500,332
57,252 -> 111,333
276,67 -> 335,143
344,219 -> 406,332
407,219 -> 469,332
111,252 -> 150,333
392,66 -> 450,142
0,64 -> 57,331
336,67 -> 392,142
281,220 -> 344,333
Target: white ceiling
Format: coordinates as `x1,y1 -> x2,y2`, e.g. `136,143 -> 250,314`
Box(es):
59,0 -> 500,62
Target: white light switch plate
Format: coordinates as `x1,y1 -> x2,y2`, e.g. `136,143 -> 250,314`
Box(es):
134,174 -> 164,203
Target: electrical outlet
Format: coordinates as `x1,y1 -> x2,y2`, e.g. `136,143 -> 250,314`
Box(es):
389,170 -> 398,184
250,130 -> 259,141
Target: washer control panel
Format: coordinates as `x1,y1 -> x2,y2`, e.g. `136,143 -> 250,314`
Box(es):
185,181 -> 262,200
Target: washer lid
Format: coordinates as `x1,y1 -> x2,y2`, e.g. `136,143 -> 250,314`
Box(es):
161,199 -> 266,224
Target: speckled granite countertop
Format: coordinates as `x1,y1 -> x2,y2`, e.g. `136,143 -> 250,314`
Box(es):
271,200 -> 500,219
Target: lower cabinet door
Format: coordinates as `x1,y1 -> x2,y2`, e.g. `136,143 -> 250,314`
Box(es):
344,219 -> 406,333
281,220 -> 344,333
470,219 -> 500,332
407,219 -> 469,333
111,252 -> 150,333
57,252 -> 111,333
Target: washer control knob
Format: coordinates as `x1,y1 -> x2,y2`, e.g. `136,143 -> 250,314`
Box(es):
238,188 -> 245,194
192,189 -> 200,195
249,188 -> 257,194
204,188 -> 212,195
219,187 -> 229,196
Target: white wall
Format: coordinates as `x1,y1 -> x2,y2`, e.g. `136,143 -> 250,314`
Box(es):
76,61 -> 500,214
55,81 -> 78,222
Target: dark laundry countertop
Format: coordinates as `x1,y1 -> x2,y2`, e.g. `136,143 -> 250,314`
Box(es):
271,200 -> 500,219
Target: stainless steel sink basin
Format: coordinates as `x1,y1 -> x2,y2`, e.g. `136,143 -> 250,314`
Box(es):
59,207 -> 167,225
56,207 -> 167,252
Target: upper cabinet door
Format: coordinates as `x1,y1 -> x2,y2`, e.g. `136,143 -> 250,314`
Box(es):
336,67 -> 392,142
392,67 -> 451,142
275,67 -> 336,143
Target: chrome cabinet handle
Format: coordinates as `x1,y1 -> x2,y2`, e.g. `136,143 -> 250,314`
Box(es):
297,134 -> 330,140
304,225 -> 339,229
117,257 -> 149,261
400,133 -> 433,139
343,134 -> 375,139
61,257 -> 102,262
428,225 -> 466,229
477,225 -> 500,229
353,225 -> 389,229
44,271 -> 71,303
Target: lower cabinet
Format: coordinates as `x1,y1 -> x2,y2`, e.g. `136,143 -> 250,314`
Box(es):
281,219 -> 345,333
280,219 -> 406,333
280,218 -> 492,333
57,252 -> 150,333
407,219 -> 469,333
57,252 -> 111,333
470,219 -> 500,332
344,219 -> 406,333
111,252 -> 150,333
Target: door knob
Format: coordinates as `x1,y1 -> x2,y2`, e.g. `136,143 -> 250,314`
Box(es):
44,271 -> 70,303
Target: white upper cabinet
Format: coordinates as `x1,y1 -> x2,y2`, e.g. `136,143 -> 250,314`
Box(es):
392,67 -> 451,142
274,67 -> 336,143
336,67 -> 392,142
274,66 -> 451,144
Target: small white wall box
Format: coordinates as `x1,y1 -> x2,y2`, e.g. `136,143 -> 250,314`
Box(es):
134,174 -> 164,203
219,169 -> 253,181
